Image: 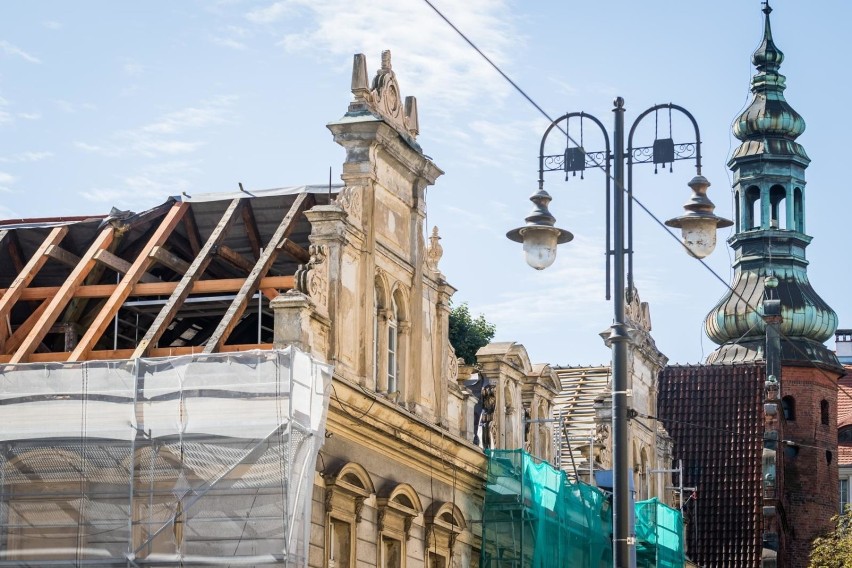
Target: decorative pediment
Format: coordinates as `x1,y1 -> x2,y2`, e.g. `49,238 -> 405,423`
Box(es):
376,483 -> 422,539
324,461 -> 375,523
349,50 -> 420,139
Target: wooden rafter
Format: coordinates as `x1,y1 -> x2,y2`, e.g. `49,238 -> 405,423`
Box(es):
94,249 -> 161,283
68,201 -> 189,361
183,207 -> 202,257
203,192 -> 309,353
10,226 -> 116,363
278,238 -> 310,264
0,226 -> 69,348
241,200 -> 262,259
3,299 -> 49,354
215,244 -> 255,273
0,275 -> 294,301
149,246 -> 190,274
132,198 -> 244,358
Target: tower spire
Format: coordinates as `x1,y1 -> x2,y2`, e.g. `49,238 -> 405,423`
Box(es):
704,3 -> 839,368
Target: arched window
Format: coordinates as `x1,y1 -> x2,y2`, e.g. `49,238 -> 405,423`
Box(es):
769,185 -> 786,229
387,295 -> 399,394
793,188 -> 804,232
782,396 -> 796,421
734,190 -> 741,232
374,274 -> 390,389
387,287 -> 408,399
821,399 -> 830,426
745,186 -> 761,230
840,426 -> 852,443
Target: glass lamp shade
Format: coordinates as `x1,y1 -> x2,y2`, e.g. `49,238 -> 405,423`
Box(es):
520,226 -> 561,270
678,216 -> 718,259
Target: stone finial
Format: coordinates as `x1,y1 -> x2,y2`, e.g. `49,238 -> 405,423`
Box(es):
404,96 -> 419,136
425,226 -> 443,276
347,50 -> 419,140
351,53 -> 371,102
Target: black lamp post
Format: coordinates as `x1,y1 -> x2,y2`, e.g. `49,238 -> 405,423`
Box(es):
508,97 -> 731,567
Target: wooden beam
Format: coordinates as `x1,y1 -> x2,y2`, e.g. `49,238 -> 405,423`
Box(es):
241,200 -> 262,259
0,343 -> 273,363
94,249 -> 161,283
45,244 -> 82,268
278,238 -> 310,264
149,245 -> 191,274
69,202 -> 189,362
204,192 -> 309,353
1,275 -> 294,301
183,207 -> 202,257
3,299 -> 49,354
62,228 -> 126,327
10,226 -> 115,363
6,230 -> 25,275
132,198 -> 244,359
0,226 -> 69,349
215,244 -> 255,274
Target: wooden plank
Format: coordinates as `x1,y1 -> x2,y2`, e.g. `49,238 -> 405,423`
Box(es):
10,226 -> 115,363
183,207 -> 202,257
2,300 -> 49,354
0,343 -> 272,363
149,245 -> 191,274
215,244 -> 255,273
132,198 -> 244,359
204,192 -> 309,353
0,226 -> 69,348
278,238 -> 310,264
261,288 -> 279,301
46,244 -> 82,267
241,200 -> 262,259
94,249 -> 161,283
1,275 -> 295,301
5,231 -> 25,274
69,202 -> 189,362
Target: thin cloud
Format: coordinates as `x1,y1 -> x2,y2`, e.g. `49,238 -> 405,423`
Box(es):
80,161 -> 199,205
42,21 -> 63,30
246,1 -> 291,24
0,40 -> 41,64
75,95 -> 237,158
0,171 -> 16,193
249,0 -> 517,115
17,112 -> 41,120
0,151 -> 53,163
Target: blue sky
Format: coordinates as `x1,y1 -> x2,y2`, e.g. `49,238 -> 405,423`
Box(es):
1,1 -> 848,367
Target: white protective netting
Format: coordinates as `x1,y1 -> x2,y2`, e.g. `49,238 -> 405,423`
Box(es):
0,347 -> 332,567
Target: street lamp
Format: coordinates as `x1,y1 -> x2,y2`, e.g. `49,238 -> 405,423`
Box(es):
508,97 -> 731,567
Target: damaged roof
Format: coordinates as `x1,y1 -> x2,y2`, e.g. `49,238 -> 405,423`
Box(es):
0,185 -> 339,363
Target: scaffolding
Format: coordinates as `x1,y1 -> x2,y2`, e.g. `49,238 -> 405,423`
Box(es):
481,450 -> 685,568
0,347 -> 332,567
481,449 -> 612,567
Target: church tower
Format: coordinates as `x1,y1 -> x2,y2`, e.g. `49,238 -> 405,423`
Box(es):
703,4 -> 843,564
660,4 -> 843,566
704,4 -> 838,365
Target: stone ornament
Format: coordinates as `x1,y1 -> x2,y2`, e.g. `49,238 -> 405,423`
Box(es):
294,244 -> 328,311
350,50 -> 419,139
425,226 -> 443,276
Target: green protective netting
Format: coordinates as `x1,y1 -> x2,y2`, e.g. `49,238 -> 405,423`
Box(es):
481,449 -> 612,567
634,498 -> 684,568
481,450 -> 685,568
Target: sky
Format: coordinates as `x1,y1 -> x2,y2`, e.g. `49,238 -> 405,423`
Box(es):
1,0 -> 849,368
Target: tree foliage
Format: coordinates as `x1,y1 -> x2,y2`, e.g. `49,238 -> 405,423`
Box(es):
448,302 -> 496,366
810,507 -> 852,568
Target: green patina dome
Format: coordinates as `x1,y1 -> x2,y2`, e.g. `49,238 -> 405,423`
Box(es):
705,4 -> 839,368
732,5 -> 806,149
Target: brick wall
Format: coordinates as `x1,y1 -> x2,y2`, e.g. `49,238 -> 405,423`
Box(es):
780,364 -> 841,568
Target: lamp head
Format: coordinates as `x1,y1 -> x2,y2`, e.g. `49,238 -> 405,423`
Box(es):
507,187 -> 573,270
665,175 -> 733,259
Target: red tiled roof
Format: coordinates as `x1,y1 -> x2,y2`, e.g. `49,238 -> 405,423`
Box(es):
659,363 -> 764,567
837,371 -> 852,427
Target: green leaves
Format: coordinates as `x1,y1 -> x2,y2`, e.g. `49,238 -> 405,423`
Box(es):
448,302 -> 496,366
